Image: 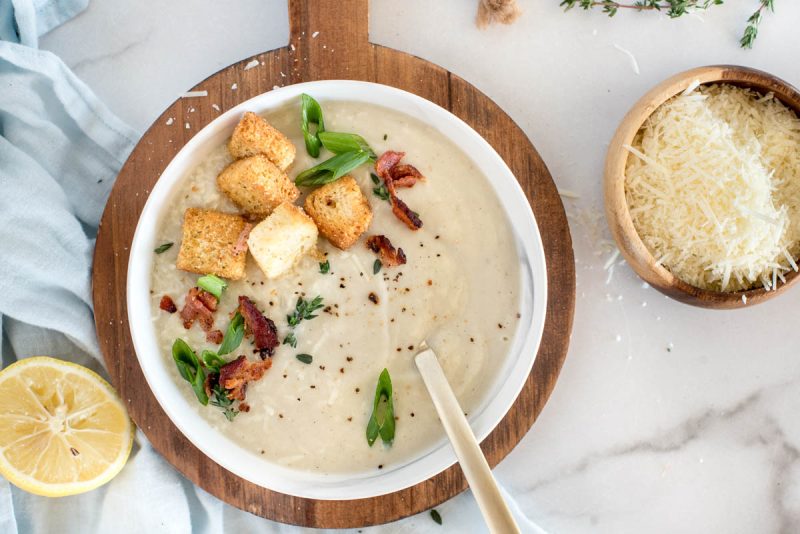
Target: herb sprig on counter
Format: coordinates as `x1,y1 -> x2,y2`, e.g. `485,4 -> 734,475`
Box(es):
559,0 -> 775,49
741,0 -> 774,49
366,368 -> 395,446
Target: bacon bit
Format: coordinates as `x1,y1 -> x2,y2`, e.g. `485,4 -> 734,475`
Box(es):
219,355 -> 272,401
366,235 -> 407,267
375,151 -> 424,231
180,287 -> 219,332
387,178 -> 423,230
239,402 -> 251,412
233,222 -> 253,255
206,329 -> 224,344
238,296 -> 279,358
159,295 -> 177,313
375,151 -> 405,181
389,164 -> 424,188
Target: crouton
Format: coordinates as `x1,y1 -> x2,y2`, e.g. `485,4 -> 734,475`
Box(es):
217,155 -> 299,219
247,202 -> 318,279
304,176 -> 372,250
176,208 -> 249,280
228,111 -> 296,170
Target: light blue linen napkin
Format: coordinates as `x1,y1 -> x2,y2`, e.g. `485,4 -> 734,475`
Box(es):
0,2 -> 547,532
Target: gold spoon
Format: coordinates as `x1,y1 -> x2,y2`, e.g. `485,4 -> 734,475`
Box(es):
414,341 -> 521,534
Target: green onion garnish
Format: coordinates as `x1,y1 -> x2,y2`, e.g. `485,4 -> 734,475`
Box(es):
217,312 -> 244,356
366,368 -> 395,446
171,339 -> 208,405
318,131 -> 376,160
197,274 -> 227,299
301,93 -> 325,157
295,150 -> 371,187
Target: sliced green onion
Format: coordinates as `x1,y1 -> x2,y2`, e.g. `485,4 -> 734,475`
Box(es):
201,350 -> 227,374
217,312 -> 244,356
295,150 -> 371,187
319,131 -> 376,160
197,274 -> 227,299
366,368 -> 395,446
172,339 -> 208,405
301,93 -> 325,157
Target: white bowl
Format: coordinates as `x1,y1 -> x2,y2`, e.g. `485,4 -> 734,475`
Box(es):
127,80 -> 548,500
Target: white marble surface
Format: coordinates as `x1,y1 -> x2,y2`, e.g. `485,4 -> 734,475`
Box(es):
41,1 -> 800,532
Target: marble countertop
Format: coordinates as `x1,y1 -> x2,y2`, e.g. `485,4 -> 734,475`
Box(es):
41,1 -> 800,532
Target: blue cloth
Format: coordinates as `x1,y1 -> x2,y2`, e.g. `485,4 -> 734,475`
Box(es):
0,2 -> 546,532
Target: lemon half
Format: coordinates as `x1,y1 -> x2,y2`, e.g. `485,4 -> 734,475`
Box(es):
0,357 -> 133,497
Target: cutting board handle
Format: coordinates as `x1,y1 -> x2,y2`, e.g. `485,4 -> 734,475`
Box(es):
288,0 -> 371,80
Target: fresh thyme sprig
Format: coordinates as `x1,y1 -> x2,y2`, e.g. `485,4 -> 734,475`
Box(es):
210,383 -> 239,421
741,0 -> 774,49
287,295 -> 324,327
560,0 -> 775,49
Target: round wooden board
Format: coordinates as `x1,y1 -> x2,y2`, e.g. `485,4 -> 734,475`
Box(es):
92,0 -> 576,528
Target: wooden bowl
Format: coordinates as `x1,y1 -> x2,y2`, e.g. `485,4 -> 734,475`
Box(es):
604,65 -> 800,309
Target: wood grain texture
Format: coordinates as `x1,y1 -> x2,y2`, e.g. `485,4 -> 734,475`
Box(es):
92,0 -> 575,527
604,65 -> 800,309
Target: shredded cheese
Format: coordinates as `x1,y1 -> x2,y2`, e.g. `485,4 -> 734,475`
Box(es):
625,84 -> 800,292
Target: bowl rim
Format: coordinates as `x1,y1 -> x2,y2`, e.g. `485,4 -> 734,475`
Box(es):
126,80 -> 549,499
604,64 -> 800,309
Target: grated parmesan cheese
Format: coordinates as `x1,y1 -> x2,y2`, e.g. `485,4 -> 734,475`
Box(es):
625,84 -> 800,292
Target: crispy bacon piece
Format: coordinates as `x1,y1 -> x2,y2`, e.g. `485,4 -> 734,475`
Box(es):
385,178 -> 423,230
159,295 -> 177,314
206,329 -> 224,344
375,151 -> 424,231
233,222 -> 253,255
366,235 -> 407,267
375,151 -> 405,181
238,296 -> 279,358
389,164 -> 424,188
218,355 -> 272,401
180,287 -> 219,332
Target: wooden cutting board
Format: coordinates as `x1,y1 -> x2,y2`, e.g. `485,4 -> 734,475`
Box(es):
92,0 -> 576,527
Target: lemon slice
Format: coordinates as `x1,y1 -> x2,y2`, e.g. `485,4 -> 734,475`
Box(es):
0,357 -> 133,497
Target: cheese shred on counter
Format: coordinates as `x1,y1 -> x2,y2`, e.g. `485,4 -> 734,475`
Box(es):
625,83 -> 800,292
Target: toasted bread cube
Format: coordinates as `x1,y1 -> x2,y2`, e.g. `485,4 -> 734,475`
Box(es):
217,154 -> 299,219
304,176 -> 372,250
247,202 -> 318,279
176,208 -> 249,280
228,111 -> 296,170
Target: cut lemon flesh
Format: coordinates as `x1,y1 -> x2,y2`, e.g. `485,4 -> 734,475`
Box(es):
0,357 -> 133,497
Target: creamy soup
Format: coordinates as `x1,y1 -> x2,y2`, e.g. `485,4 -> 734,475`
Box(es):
150,101 -> 521,474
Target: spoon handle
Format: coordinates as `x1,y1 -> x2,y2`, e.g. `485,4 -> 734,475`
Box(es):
415,348 -> 521,534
